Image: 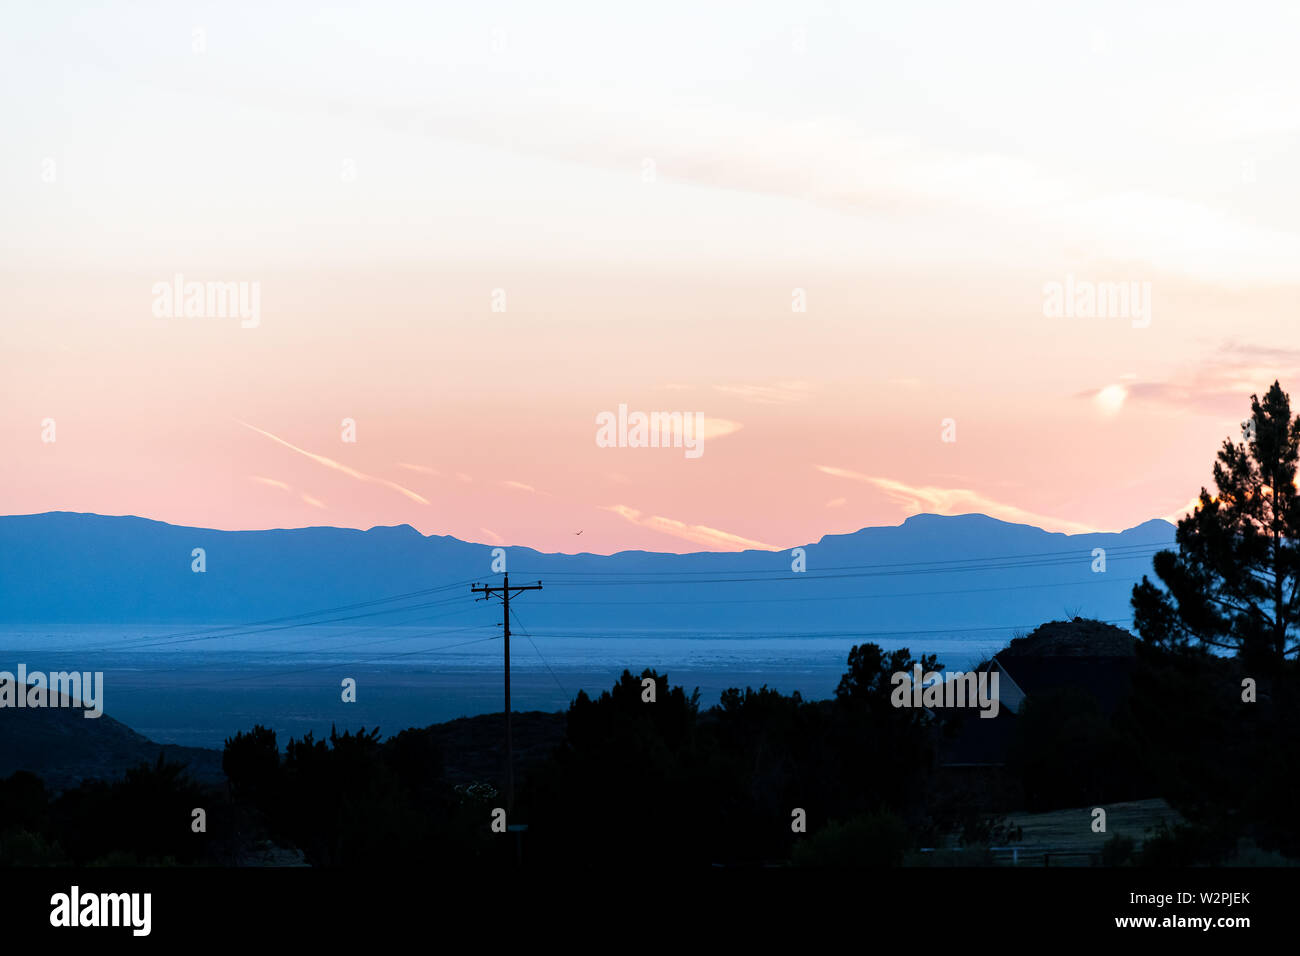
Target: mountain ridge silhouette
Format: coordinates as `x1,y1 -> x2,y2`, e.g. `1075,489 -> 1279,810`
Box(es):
0,511 -> 1175,635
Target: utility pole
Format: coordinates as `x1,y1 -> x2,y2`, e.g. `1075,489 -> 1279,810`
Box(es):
471,574 -> 542,813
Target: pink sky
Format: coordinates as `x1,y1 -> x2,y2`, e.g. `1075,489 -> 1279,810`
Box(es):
5,3 -> 1300,553
4,263 -> 1295,554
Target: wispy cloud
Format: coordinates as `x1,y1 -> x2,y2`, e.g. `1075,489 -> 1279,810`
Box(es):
601,504 -> 776,551
250,475 -> 326,510
398,462 -> 441,476
339,95 -> 1300,283
250,476 -> 293,492
239,422 -> 428,505
499,479 -> 549,495
713,382 -> 812,406
699,417 -> 744,441
816,466 -> 1098,534
479,527 -> 503,544
609,413 -> 744,444
1080,342 -> 1300,416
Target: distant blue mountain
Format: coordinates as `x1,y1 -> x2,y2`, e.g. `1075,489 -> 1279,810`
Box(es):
0,512 -> 1174,639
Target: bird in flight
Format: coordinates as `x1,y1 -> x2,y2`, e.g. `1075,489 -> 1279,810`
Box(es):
575,530 -> 583,535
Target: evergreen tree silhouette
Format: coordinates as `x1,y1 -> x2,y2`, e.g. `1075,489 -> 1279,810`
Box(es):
1133,380 -> 1300,673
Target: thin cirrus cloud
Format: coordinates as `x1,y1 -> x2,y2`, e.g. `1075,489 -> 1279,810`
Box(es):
629,410 -> 744,443
250,476 -> 292,492
699,417 -> 745,442
328,87 -> 1300,283
249,475 -> 326,510
64,6 -> 1300,283
816,466 -> 1098,535
601,505 -> 776,552
238,422 -> 429,505
499,480 -> 547,495
713,382 -> 812,406
1079,342 -> 1300,417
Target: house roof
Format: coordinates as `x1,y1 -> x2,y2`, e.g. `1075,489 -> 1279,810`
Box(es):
994,655 -> 1136,714
938,654 -> 1136,768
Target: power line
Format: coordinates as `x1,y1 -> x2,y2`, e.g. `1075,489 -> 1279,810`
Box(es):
209,604 -> 479,653
510,605 -> 569,701
513,541 -> 1164,577
517,548 -> 1163,588
114,576 -> 484,645
528,564 -> 1150,587
471,574 -> 543,814
119,594 -> 472,650
176,626 -> 502,686
66,540 -> 1160,654
524,571 -> 1141,608
506,619 -> 1133,641
74,576 -> 489,654
61,606 -> 485,673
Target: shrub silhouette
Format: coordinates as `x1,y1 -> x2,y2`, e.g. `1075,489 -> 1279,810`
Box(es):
791,811 -> 910,867
50,754 -> 211,865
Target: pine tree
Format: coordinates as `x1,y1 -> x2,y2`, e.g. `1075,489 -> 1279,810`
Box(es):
1132,381 -> 1300,672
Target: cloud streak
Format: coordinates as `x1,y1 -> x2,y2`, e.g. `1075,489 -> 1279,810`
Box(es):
397,463 -> 441,476
816,466 -> 1098,534
602,504 -> 776,552
239,422 -> 429,505
249,475 -> 327,510
713,382 -> 812,406
1080,342 -> 1300,417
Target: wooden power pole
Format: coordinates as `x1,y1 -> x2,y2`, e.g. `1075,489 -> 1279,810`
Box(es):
471,574 -> 542,813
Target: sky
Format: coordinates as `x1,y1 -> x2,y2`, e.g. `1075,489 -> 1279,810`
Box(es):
3,1 -> 1300,554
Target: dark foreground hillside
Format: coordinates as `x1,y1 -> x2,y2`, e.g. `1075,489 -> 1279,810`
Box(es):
0,694 -> 565,795
2,620 -> 1297,867
0,691 -> 224,791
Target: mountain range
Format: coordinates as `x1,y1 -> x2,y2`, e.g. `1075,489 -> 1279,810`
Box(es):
0,512 -> 1176,639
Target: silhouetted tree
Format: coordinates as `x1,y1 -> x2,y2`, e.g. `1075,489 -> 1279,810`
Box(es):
523,669 -> 717,866
52,754 -> 210,864
832,644 -> 941,815
1132,381 -> 1300,673
223,724 -> 279,804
